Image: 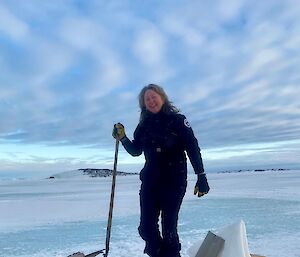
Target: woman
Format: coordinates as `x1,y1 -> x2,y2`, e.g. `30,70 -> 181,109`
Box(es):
112,84 -> 209,257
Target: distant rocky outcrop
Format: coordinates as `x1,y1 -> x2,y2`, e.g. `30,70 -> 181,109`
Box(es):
218,168 -> 289,174
48,168 -> 139,179
78,168 -> 138,177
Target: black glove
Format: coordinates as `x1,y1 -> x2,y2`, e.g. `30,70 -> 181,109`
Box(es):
194,173 -> 210,197
112,123 -> 126,140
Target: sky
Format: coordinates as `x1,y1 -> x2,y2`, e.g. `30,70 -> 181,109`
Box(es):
0,0 -> 300,177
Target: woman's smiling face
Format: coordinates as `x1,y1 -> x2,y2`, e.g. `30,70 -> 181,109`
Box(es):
144,89 -> 165,114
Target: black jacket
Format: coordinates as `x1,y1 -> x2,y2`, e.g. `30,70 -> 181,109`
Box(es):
121,111 -> 204,186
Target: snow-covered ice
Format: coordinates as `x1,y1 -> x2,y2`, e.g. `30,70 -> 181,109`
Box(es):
0,170 -> 299,257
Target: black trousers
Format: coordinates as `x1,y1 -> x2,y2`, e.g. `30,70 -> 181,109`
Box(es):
138,181 -> 186,257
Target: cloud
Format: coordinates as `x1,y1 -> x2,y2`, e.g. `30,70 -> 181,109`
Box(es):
235,48 -> 282,83
162,17 -> 205,47
59,17 -> 105,50
59,16 -> 127,99
204,139 -> 300,171
133,25 -> 165,66
0,129 -> 28,141
132,21 -> 175,82
0,4 -> 29,40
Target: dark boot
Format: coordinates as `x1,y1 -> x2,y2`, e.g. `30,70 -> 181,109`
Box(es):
160,237 -> 181,257
144,240 -> 164,257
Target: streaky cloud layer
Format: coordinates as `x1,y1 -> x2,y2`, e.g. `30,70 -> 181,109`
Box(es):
0,0 -> 299,173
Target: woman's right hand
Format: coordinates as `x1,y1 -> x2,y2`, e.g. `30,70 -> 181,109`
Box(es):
112,123 -> 126,140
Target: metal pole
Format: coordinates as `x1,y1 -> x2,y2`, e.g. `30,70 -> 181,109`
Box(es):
104,139 -> 119,257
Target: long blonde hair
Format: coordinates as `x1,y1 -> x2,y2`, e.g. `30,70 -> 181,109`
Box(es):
138,84 -> 179,121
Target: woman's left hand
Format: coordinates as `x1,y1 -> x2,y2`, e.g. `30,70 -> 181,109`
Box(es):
194,173 -> 210,197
